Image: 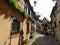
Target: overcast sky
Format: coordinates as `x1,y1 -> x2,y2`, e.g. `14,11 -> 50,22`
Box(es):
30,0 -> 55,21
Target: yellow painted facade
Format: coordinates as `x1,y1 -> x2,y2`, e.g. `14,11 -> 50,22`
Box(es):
0,9 -> 12,45
0,0 -> 27,45
55,1 -> 60,42
51,1 -> 60,42
0,0 -> 34,45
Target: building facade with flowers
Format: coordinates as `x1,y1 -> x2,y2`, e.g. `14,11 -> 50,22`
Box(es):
0,0 -> 37,45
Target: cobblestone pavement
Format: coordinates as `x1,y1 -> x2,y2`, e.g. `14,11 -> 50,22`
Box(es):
31,34 -> 60,45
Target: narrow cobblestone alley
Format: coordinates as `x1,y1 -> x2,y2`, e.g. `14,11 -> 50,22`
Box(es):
31,34 -> 60,45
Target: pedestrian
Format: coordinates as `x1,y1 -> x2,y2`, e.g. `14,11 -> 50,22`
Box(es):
49,31 -> 51,36
46,31 -> 49,37
51,31 -> 54,38
43,31 -> 46,36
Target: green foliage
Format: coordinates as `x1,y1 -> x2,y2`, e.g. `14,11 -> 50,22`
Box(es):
8,43 -> 10,45
5,0 -> 29,18
30,31 -> 34,39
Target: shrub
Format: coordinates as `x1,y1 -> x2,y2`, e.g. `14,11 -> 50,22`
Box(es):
30,31 -> 34,39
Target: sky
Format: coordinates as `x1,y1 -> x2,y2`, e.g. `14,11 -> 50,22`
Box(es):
30,0 -> 55,21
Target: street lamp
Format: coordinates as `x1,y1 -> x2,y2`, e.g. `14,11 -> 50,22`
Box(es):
34,1 -> 37,7
52,0 -> 57,2
33,1 -> 40,17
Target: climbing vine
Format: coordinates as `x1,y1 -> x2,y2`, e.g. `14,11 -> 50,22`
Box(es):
5,0 -> 29,18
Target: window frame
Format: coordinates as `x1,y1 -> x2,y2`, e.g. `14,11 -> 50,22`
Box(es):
11,17 -> 20,34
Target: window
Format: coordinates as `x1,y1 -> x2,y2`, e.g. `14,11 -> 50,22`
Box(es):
26,5 -> 30,14
54,22 -> 56,28
11,17 -> 20,33
28,8 -> 30,15
27,23 -> 29,33
30,10 -> 32,16
58,21 -> 60,24
58,21 -> 60,32
25,5 -> 27,12
25,5 -> 28,14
